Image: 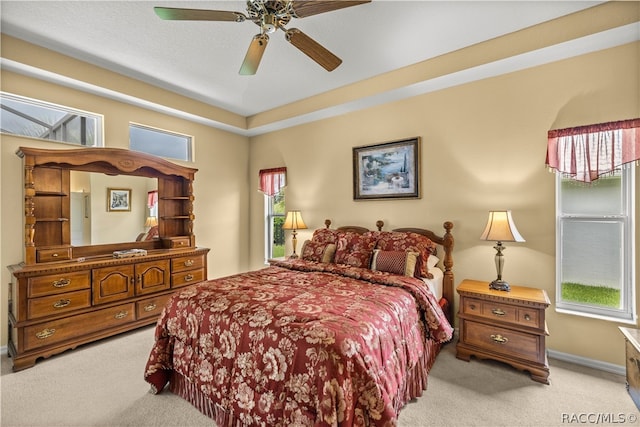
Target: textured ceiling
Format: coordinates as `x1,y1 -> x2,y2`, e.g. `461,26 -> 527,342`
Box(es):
1,0 -> 606,120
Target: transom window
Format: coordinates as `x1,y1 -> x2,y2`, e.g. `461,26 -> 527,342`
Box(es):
129,123 -> 193,162
0,92 -> 103,146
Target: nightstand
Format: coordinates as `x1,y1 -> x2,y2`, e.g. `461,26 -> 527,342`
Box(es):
456,279 -> 550,384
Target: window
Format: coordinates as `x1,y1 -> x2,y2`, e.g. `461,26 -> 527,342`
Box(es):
0,92 -> 103,146
549,119 -> 638,323
556,170 -> 635,322
259,168 -> 287,262
129,123 -> 193,161
265,191 -> 286,260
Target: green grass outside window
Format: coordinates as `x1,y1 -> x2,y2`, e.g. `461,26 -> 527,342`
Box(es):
561,282 -> 620,308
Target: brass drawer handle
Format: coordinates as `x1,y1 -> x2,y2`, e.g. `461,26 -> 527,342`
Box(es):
469,304 -> 477,310
143,303 -> 157,312
53,299 -> 71,308
51,253 -> 59,257
491,334 -> 509,344
524,313 -> 532,321
36,328 -> 56,339
53,278 -> 70,288
491,308 -> 506,316
114,311 -> 128,319
183,259 -> 194,267
184,274 -> 194,282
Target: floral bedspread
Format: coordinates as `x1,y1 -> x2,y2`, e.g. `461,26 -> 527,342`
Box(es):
144,259 -> 453,426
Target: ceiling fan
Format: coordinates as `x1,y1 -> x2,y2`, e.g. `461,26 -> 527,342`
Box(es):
154,1 -> 371,75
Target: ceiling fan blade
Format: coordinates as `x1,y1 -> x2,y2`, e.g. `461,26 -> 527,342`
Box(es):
154,7 -> 246,22
285,28 -> 341,71
289,1 -> 371,18
239,34 -> 269,75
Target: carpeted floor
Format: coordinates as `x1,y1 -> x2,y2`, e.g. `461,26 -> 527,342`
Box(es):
1,326 -> 637,427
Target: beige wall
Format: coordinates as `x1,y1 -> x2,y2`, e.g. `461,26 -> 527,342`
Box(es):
0,71 -> 251,348
249,42 -> 640,367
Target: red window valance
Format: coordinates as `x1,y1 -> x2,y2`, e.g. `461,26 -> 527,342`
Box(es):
147,190 -> 158,208
546,118 -> 640,183
259,167 -> 287,196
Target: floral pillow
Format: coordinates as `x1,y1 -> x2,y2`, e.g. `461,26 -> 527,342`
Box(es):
311,228 -> 340,245
334,232 -> 377,268
369,231 -> 437,278
301,240 -> 337,263
371,250 -> 419,277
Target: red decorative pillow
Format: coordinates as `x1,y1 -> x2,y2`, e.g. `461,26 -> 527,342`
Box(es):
334,232 -> 377,268
311,228 -> 340,245
371,250 -> 419,277
373,231 -> 436,278
301,240 -> 337,263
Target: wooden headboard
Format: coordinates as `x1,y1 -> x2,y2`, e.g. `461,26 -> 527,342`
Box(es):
323,219 -> 455,323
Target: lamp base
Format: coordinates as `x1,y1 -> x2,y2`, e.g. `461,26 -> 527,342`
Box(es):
489,279 -> 510,292
288,253 -> 299,259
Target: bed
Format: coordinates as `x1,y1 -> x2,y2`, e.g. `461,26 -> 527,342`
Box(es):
144,220 -> 454,426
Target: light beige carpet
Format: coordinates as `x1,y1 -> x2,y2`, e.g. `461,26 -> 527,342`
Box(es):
1,326 -> 637,427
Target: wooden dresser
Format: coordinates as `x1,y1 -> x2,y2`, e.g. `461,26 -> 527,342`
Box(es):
8,248 -> 208,370
456,279 -> 550,384
619,327 -> 640,409
7,146 -> 210,370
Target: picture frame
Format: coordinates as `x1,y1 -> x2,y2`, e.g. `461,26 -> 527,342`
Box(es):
107,188 -> 132,212
353,137 -> 421,200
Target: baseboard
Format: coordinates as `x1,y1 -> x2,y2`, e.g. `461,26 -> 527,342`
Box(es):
548,349 -> 625,376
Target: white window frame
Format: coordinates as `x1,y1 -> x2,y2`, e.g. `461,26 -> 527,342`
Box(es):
555,168 -> 636,324
129,122 -> 193,162
0,92 -> 103,147
264,191 -> 285,263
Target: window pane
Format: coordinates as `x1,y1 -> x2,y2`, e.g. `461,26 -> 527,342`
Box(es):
1,93 -> 101,146
129,124 -> 192,161
560,174 -> 622,215
560,219 -> 622,309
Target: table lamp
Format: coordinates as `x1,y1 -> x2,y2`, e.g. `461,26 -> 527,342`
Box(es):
480,210 -> 525,291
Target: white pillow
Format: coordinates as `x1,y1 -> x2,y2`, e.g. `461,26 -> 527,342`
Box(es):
427,254 -> 440,270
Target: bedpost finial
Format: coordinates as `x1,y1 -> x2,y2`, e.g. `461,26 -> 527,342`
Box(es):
376,220 -> 384,231
325,219 -> 331,229
443,221 -> 453,232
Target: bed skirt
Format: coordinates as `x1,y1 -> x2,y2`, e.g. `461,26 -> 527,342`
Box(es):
165,339 -> 443,426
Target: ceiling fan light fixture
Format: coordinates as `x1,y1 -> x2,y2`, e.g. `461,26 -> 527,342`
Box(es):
261,13 -> 278,33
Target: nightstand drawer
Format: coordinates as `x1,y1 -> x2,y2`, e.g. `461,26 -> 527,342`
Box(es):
464,298 -> 518,323
462,320 -> 542,363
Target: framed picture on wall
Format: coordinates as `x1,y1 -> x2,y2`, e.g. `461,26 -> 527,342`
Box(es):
107,188 -> 132,212
353,137 -> 421,200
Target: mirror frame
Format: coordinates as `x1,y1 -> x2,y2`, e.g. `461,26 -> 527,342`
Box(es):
17,146 -> 198,264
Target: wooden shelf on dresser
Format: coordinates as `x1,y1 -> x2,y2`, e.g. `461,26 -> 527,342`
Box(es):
8,247 -> 209,371
456,279 -> 551,384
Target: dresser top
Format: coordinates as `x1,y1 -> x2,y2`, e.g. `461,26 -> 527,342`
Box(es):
620,327 -> 640,351
458,279 -> 551,306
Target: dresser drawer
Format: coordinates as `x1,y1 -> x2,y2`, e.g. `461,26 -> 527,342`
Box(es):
28,271 -> 91,298
171,254 -> 205,273
136,294 -> 173,320
28,290 -> 91,319
36,247 -> 72,263
23,303 -> 135,351
162,236 -> 191,249
172,268 -> 205,288
462,320 -> 543,364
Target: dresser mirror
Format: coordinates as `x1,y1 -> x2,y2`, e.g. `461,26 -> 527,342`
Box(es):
17,146 -> 197,264
70,171 -> 157,246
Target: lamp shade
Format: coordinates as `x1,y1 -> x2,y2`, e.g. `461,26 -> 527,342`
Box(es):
480,211 -> 525,242
144,216 -> 158,227
282,210 -> 307,230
